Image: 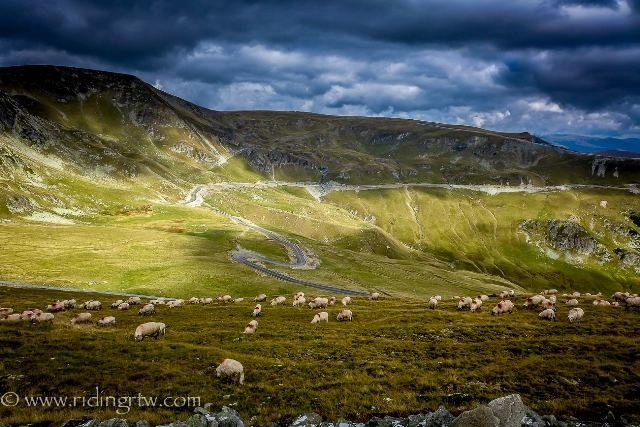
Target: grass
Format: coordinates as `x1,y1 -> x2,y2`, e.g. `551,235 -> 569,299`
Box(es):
0,286 -> 638,425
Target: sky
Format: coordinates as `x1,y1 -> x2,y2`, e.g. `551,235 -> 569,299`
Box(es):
0,0 -> 639,144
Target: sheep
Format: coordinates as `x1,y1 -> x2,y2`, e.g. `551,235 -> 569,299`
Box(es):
568,308 -> 584,323
111,299 -> 124,308
369,292 -> 381,300
328,296 -> 336,306
612,292 -> 630,302
63,299 -> 76,309
0,314 -> 22,324
308,297 -> 328,309
32,312 -> 54,323
566,299 -> 579,306
457,297 -> 473,310
127,297 -> 142,305
543,289 -> 558,295
234,298 -> 245,303
255,294 -> 267,302
341,296 -> 351,307
293,295 -> 306,307
117,302 -> 130,311
499,289 -> 515,299
0,308 -> 14,317
600,200 -> 608,208
150,299 -> 166,305
189,297 -> 200,304
538,308 -> 556,321
478,295 -> 489,302
216,359 -> 244,385
434,295 -> 442,301
46,301 -> 65,312
311,312 -> 329,323
548,295 -> 557,304
71,313 -> 93,324
218,295 -> 233,303
295,292 -> 305,299
97,316 -> 116,326
83,300 -> 102,311
251,304 -> 262,317
336,309 -> 353,321
523,295 -> 546,309
167,299 -> 184,308
625,296 -> 640,310
201,298 -> 213,305
19,310 -> 35,321
593,299 -> 611,306
470,298 -> 483,312
541,298 -> 556,310
270,296 -> 286,306
244,320 -> 258,334
428,297 -> 438,309
134,322 -> 166,341
491,300 -> 514,315
138,304 -> 155,316
571,292 -> 581,298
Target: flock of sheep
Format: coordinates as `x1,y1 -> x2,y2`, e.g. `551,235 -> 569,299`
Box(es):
1,287 -> 638,385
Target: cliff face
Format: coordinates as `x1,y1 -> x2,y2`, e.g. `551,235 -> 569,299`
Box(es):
1,64 -> 639,188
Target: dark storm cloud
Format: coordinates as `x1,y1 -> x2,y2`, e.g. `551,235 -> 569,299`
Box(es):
0,0 -> 638,138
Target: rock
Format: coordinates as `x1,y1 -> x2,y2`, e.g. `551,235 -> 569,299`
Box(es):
290,413 -> 323,427
215,406 -> 244,427
188,414 -> 209,427
426,406 -> 455,427
487,394 -> 527,427
365,415 -> 405,427
451,405 -> 500,427
133,421 -> 150,427
521,408 -> 545,427
99,419 -> 129,427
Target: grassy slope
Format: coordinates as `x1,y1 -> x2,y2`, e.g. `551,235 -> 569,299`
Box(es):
0,286 -> 638,425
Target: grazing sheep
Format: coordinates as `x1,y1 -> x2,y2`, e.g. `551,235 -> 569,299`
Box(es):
0,314 -> 23,324
270,296 -> 286,306
541,298 -> 556,310
111,299 -> 124,308
134,322 -> 166,341
218,295 -> 233,303
83,300 -> 102,311
150,299 -> 166,305
0,308 -> 14,317
336,309 -> 353,321
46,301 -> 64,312
341,296 -> 351,307
293,295 -> 306,307
97,316 -> 116,326
457,297 -> 473,310
612,292 -> 630,302
491,300 -> 514,315
63,299 -> 76,309
566,299 -> 579,306
600,200 -> 608,208
523,295 -> 546,309
138,304 -> 155,316
329,296 -> 336,306
311,312 -> 329,323
538,308 -> 556,321
117,302 -> 130,311
568,308 -> 584,323
252,304 -> 262,317
189,297 -> 200,304
167,299 -> 184,308
434,295 -> 442,301
244,320 -> 258,334
308,297 -> 328,309
470,298 -> 483,312
20,310 -> 35,321
71,313 -> 93,324
127,297 -> 142,305
593,299 -> 611,306
234,298 -> 245,303
369,292 -> 381,300
216,359 -> 244,385
201,298 -> 213,305
548,295 -> 557,304
32,312 -> 54,323
625,296 -> 640,310
255,294 -> 267,302
428,297 -> 438,309
478,295 -> 489,302
571,292 -> 581,298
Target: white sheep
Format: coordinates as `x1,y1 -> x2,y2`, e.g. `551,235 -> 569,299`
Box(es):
117,302 -> 130,311
625,296 -> 640,309
523,295 -> 545,309
428,297 -> 438,309
293,295 -> 306,307
251,304 -> 262,317
218,295 -> 233,303
189,297 -> 200,304
0,307 -> 14,317
568,308 -> 584,323
32,312 -> 54,323
566,299 -> 579,306
234,298 -> 245,303
255,294 -> 267,302
0,314 -> 23,324
201,298 -> 213,305
71,313 -> 93,324
127,297 -> 142,305
341,296 -> 351,307
270,296 -> 286,306
46,301 -> 65,312
457,297 -> 473,310
111,299 -> 125,308
63,299 -> 76,309
369,292 -> 381,300
538,308 -> 556,321
491,300 -> 514,315
97,316 -> 116,326
138,304 -> 155,316
244,320 -> 258,334
336,309 -> 353,321
571,292 -> 581,298
167,299 -> 184,308
308,297 -> 328,309
84,300 -> 102,310
134,322 -> 166,341
216,359 -> 244,385
478,295 -> 489,302
311,312 -> 329,323
470,298 -> 483,312
329,296 -> 336,306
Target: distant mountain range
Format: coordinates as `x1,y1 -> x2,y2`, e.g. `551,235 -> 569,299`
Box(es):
544,134 -> 640,158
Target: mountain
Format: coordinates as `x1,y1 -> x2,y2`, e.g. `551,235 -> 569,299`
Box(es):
544,133 -> 640,157
1,65 -> 639,298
